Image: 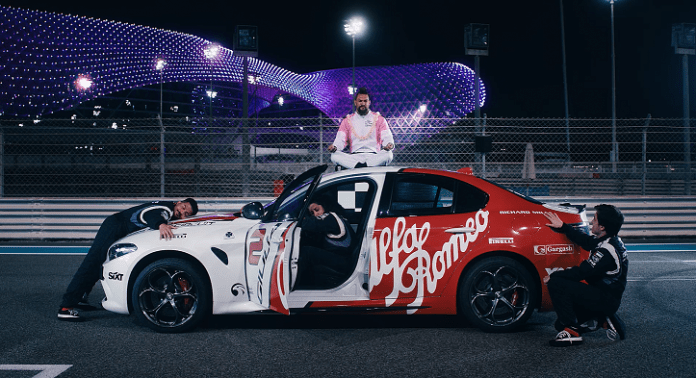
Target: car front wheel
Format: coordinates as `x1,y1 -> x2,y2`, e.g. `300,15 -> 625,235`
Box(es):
132,258 -> 210,333
459,256 -> 537,333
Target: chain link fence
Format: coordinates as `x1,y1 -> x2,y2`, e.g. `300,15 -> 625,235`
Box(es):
0,116 -> 693,197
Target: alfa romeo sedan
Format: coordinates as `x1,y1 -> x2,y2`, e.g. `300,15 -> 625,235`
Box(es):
100,165 -> 589,333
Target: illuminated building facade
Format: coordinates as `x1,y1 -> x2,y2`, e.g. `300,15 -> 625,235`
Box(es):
0,5 -> 486,121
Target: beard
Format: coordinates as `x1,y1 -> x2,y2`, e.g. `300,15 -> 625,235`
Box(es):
357,105 -> 369,116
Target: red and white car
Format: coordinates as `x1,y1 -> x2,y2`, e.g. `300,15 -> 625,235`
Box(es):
100,165 -> 589,333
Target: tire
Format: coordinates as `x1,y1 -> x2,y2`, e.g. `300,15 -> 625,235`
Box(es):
458,256 -> 537,333
132,258 -> 210,333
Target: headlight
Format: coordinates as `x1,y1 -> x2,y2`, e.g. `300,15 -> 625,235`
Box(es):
108,243 -> 138,260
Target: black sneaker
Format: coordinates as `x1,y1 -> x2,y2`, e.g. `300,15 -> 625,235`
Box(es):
605,313 -> 626,341
57,307 -> 81,321
549,327 -> 583,347
75,296 -> 98,311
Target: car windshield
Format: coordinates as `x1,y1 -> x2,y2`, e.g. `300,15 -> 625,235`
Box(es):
261,165 -> 327,222
263,180 -> 312,222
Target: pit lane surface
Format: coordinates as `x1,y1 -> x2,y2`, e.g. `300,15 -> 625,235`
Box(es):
1,245 -> 695,377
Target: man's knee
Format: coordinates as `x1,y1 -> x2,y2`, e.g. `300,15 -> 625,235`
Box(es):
546,275 -> 569,294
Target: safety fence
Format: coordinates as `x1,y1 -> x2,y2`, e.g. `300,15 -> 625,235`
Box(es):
1,197 -> 695,241
0,116 -> 693,197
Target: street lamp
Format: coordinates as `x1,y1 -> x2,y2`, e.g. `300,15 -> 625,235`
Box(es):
344,17 -> 365,94
75,76 -> 93,91
608,0 -> 618,172
204,43 -> 220,117
155,58 -> 166,120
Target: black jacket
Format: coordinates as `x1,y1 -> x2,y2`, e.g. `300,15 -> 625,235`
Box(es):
551,223 -> 629,300
117,201 -> 179,233
301,212 -> 355,254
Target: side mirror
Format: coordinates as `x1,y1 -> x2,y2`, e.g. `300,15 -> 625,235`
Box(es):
241,202 -> 264,220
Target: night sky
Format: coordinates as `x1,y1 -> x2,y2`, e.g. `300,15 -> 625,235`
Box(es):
4,0 -> 696,118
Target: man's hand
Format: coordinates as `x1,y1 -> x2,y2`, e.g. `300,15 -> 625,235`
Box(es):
159,223 -> 176,240
383,143 -> 394,151
328,145 -> 337,153
543,212 -> 563,229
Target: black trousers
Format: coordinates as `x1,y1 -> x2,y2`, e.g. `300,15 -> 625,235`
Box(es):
60,214 -> 129,308
547,275 -> 620,328
299,246 -> 350,286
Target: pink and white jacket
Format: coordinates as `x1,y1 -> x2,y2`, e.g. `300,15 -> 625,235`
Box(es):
332,111 -> 394,153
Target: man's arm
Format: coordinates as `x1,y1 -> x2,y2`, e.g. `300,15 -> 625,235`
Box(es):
330,117 -> 351,152
302,213 -> 341,235
159,224 -> 176,240
140,204 -> 176,240
550,249 -> 619,281
544,212 -> 599,251
377,115 -> 395,150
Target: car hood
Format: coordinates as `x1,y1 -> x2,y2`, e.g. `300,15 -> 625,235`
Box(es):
171,213 -> 239,223
117,213 -> 258,251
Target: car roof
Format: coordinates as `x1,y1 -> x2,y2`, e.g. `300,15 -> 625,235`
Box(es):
322,166 -> 477,181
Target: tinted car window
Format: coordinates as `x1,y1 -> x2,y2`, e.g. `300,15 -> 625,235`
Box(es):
381,173 -> 488,217
391,180 -> 454,214
455,181 -> 489,213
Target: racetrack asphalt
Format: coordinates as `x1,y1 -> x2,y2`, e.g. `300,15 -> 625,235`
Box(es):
1,244 -> 695,377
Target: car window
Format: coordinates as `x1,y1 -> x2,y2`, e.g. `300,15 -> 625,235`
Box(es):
309,179 -> 376,233
455,181 -> 489,213
382,174 -> 488,217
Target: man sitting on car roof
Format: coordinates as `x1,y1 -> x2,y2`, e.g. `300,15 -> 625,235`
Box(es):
328,87 -> 395,169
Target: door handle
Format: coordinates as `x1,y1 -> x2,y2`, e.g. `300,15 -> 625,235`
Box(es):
445,227 -> 476,234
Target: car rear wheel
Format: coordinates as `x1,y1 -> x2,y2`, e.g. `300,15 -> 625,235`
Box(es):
132,258 -> 210,333
459,256 -> 537,333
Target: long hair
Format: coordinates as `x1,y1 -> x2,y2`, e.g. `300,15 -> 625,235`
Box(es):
310,194 -> 347,218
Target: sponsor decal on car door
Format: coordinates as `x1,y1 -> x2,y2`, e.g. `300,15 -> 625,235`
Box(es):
369,210 -> 489,313
245,221 -> 295,315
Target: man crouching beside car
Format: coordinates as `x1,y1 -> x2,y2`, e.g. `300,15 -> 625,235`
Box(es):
543,204 -> 628,347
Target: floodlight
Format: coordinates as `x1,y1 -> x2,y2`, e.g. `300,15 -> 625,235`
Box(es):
204,44 -> 220,60
344,17 -> 365,37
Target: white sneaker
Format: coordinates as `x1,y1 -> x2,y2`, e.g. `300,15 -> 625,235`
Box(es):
57,308 -> 81,320
549,327 -> 583,347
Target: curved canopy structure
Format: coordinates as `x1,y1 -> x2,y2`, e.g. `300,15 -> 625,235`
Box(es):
0,5 -> 486,119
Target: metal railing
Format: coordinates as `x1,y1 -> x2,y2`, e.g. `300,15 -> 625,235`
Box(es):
1,197 -> 694,241
0,116 -> 693,197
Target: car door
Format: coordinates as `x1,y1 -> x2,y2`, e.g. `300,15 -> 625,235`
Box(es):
369,172 -> 490,313
245,165 -> 326,314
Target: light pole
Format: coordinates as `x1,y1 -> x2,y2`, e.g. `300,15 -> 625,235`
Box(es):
560,0 -> 570,153
608,0 -> 618,172
154,59 -> 167,197
464,24 -> 490,176
344,17 -> 365,95
204,43 -> 220,118
155,58 -> 166,120
672,23 -> 696,195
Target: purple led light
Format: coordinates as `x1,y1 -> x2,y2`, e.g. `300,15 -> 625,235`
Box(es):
0,5 -> 486,120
